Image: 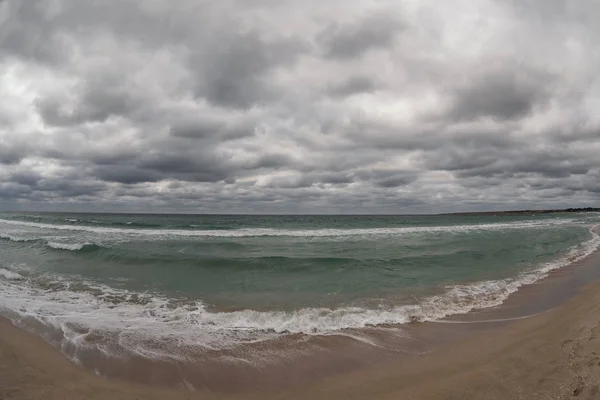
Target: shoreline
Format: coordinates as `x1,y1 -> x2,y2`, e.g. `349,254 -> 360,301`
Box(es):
3,245 -> 600,398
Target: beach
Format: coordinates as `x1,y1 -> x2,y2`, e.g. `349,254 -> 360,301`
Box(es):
3,247 -> 600,399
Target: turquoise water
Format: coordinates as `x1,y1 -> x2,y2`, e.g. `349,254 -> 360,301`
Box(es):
0,212 -> 599,353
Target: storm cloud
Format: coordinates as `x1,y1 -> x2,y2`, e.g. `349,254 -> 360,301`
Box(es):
0,0 -> 599,213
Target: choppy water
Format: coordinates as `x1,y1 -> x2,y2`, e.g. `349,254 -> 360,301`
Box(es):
1,212 -> 599,359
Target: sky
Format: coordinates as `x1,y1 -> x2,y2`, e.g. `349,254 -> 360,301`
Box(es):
0,0 -> 599,214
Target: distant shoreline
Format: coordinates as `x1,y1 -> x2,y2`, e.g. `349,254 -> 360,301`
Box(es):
445,207 -> 600,216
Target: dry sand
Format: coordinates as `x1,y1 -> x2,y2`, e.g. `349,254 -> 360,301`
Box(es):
4,270 -> 600,399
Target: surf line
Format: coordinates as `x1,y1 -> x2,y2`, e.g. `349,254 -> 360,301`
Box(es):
430,310 -> 552,324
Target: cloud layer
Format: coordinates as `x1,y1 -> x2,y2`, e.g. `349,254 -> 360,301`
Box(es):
1,0 -> 599,213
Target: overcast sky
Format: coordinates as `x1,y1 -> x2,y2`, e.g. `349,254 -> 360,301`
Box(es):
0,0 -> 599,214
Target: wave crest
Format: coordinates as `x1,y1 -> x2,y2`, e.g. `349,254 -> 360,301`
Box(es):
0,233 -> 36,243
46,241 -> 102,252
0,268 -> 24,280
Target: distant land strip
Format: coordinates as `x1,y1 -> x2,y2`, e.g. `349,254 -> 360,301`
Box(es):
446,207 -> 600,216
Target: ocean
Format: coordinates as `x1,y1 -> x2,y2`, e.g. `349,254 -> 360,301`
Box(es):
1,212 -> 599,366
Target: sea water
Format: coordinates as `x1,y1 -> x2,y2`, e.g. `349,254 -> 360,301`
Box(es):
1,212 -> 599,359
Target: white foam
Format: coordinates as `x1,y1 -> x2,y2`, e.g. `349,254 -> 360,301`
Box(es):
0,233 -> 36,242
0,217 -> 581,239
0,268 -> 24,280
1,233 -> 97,250
46,241 -> 92,251
432,311 -> 549,324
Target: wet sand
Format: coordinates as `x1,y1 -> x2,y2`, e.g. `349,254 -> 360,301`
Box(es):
4,250 -> 600,399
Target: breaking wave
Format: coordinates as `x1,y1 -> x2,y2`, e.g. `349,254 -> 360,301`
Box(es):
0,233 -> 37,243
1,233 -> 102,252
0,267 -> 24,281
45,241 -> 102,252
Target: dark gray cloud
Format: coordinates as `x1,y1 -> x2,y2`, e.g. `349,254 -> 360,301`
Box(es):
169,115 -> 258,141
447,67 -> 552,121
93,166 -> 162,185
9,171 -> 42,186
190,31 -> 306,109
0,143 -> 27,165
320,12 -> 403,59
374,175 -> 416,188
0,0 -> 599,213
326,76 -> 380,98
36,78 -> 145,127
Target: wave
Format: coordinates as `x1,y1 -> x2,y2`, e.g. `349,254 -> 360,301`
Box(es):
1,233 -> 103,252
45,241 -> 102,252
0,217 -> 581,239
1,226 -> 598,359
0,233 -> 37,243
0,267 -> 24,280
187,224 -> 235,230
109,221 -> 162,228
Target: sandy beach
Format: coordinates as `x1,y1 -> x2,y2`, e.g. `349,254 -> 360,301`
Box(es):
3,249 -> 600,400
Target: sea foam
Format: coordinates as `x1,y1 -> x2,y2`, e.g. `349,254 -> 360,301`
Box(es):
46,241 -> 98,251
1,232 -> 101,251
0,233 -> 36,242
0,267 -> 24,280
